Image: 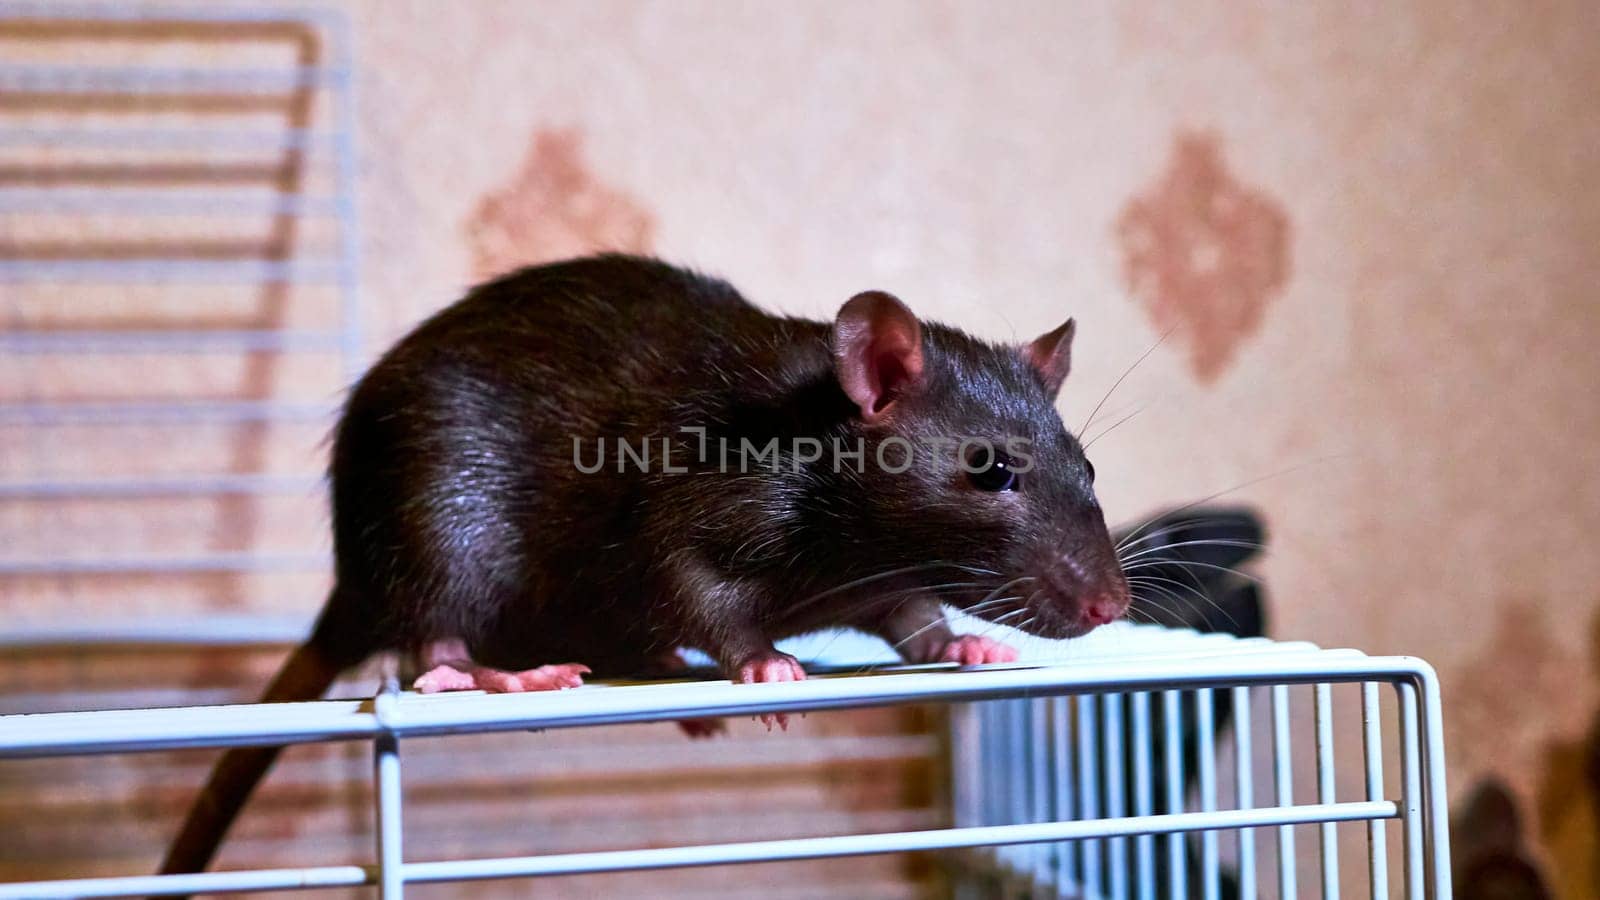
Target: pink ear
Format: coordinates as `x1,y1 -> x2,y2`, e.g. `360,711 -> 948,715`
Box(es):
831,291 -> 925,421
1027,318 -> 1075,397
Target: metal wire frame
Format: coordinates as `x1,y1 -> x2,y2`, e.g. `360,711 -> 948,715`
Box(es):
0,1 -> 364,577
0,633 -> 1452,900
950,652 -> 1447,899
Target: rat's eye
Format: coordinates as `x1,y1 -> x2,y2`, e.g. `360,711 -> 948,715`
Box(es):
1085,459 -> 1096,483
966,447 -> 1019,492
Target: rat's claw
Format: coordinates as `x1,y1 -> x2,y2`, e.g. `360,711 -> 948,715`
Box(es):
934,634 -> 1020,666
734,651 -> 805,731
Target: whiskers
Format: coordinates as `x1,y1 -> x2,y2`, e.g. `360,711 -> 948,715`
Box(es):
878,575 -> 1037,655
782,561 -> 1001,619
1115,525 -> 1265,632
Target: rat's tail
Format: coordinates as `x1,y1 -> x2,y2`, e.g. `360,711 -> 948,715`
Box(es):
155,638 -> 347,888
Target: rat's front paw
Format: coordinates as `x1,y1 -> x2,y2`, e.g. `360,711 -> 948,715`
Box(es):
929,634 -> 1019,666
732,650 -> 806,731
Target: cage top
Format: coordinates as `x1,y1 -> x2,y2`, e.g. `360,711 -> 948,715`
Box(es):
0,622 -> 1435,761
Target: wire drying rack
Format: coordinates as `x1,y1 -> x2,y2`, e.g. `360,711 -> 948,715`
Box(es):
0,2 -> 361,589
0,624 -> 1452,899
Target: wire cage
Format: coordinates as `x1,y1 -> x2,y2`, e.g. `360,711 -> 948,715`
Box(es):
947,631 -> 1450,899
0,624 -> 1451,900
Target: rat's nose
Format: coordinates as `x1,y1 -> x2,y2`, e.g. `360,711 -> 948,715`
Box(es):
1082,597 -> 1124,626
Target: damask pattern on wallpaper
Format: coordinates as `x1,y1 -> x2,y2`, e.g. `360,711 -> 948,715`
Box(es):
1117,131 -> 1291,384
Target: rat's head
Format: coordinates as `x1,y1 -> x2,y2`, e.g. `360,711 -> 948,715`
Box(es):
823,290 -> 1129,639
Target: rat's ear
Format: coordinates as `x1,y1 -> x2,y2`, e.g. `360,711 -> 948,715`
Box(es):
831,290 -> 925,421
1026,317 -> 1075,397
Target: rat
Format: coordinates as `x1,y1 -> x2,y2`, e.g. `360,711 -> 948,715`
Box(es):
158,253 -> 1129,881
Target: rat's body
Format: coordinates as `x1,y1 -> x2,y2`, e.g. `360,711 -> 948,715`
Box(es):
160,254 -> 1128,881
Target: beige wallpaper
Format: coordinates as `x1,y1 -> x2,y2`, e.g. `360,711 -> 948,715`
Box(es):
345,0 -> 1600,888
4,0 -> 1599,894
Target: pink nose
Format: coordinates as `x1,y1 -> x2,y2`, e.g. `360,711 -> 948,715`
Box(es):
1082,599 -> 1122,626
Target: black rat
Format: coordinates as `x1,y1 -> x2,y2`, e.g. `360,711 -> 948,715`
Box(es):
159,254 -> 1129,879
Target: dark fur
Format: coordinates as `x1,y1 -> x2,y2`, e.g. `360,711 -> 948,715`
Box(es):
159,254 -> 1125,881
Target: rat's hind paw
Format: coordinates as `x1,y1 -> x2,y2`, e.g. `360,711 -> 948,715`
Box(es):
413,662 -> 590,694
677,717 -> 728,739
930,634 -> 1019,666
413,664 -> 477,693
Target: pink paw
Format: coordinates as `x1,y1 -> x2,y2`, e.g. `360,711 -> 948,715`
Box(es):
413,663 -> 590,694
733,651 -> 806,731
931,634 -> 1019,666
413,664 -> 477,693
736,651 -> 806,684
676,717 -> 729,739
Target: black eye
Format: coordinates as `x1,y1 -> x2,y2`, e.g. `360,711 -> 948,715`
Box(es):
1085,459 -> 1096,483
965,447 -> 1019,492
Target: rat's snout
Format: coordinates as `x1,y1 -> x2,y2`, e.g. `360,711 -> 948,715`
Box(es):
1080,593 -> 1125,627
1026,544 -> 1131,639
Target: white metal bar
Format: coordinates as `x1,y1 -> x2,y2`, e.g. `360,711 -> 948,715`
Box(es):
0,866 -> 371,900
1196,689 -> 1219,900
1078,694 -> 1102,896
0,188 -> 342,216
0,656 -> 1447,759
0,646 -> 1446,752
0,614 -> 310,648
0,330 -> 343,355
980,702 -> 998,829
0,400 -> 334,425
0,64 -> 346,93
0,2 -> 344,24
1232,685 -> 1256,900
0,552 -> 326,576
1132,690 -> 1155,900
1163,689 -> 1185,899
0,259 -> 343,283
1316,683 -> 1340,898
951,703 -> 978,829
1005,699 -> 1027,879
0,473 -> 323,499
1427,672 -> 1452,890
374,741 -> 404,897
403,803 -> 1400,884
327,8 -> 366,383
1363,683 -> 1390,900
1103,692 -> 1129,900
1273,685 -> 1297,899
4,802 -> 1399,899
0,126 -> 335,151
1416,668 -> 1453,898
1052,695 -> 1076,891
374,691 -> 404,900
1029,698 -> 1051,887
949,704 -> 982,899
1399,682 -> 1424,900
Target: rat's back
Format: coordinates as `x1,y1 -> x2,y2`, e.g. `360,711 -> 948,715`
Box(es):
322,255 -> 784,664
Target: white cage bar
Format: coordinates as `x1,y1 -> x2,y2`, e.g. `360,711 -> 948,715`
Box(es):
0,626 -> 1450,900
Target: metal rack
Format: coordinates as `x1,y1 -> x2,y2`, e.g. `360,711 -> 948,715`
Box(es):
0,2 -> 361,578
0,624 -> 1453,899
